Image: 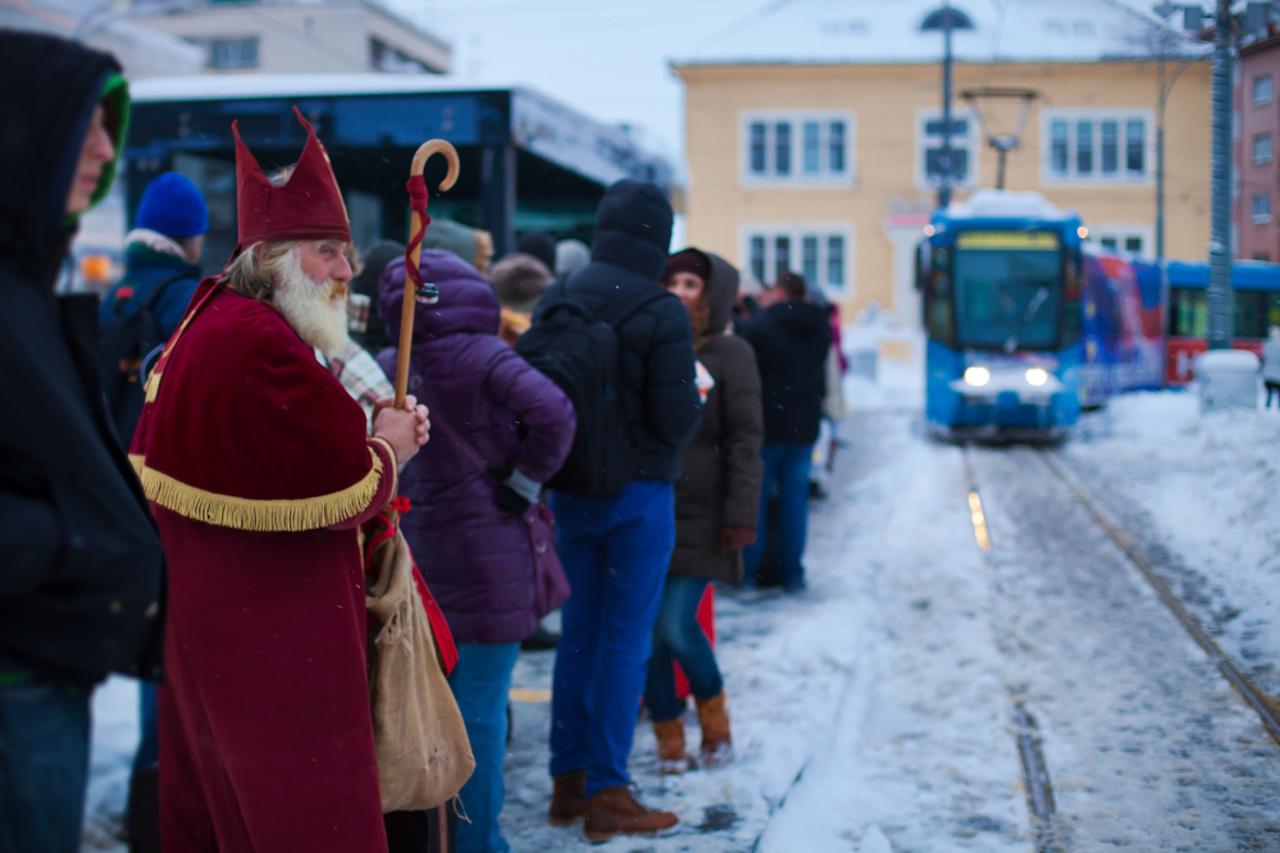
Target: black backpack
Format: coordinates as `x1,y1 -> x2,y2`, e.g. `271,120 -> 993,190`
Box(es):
517,279 -> 669,496
98,274 -> 188,445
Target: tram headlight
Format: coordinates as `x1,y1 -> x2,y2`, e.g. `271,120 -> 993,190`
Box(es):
1025,367 -> 1049,387
963,366 -> 991,387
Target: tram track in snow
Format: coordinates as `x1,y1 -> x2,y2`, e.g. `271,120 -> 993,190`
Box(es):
1035,449 -> 1280,748
960,445 -> 1061,853
962,440 -> 1280,851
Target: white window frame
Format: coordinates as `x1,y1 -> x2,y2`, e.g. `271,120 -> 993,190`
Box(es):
740,111 -> 856,187
215,37 -> 259,70
1040,108 -> 1154,186
1253,74 -> 1274,106
739,222 -> 855,295
1090,224 -> 1153,256
1252,193 -> 1272,224
915,108 -> 980,190
1253,132 -> 1273,166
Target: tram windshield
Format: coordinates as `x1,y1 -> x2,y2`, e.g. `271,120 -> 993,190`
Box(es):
952,230 -> 1063,351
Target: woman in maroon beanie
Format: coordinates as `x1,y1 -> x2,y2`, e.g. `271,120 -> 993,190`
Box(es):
645,248 -> 763,773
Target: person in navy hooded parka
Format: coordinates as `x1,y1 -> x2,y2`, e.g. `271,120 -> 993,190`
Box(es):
377,248 -> 575,853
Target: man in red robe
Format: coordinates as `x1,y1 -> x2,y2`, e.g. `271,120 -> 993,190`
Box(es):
130,106 -> 428,852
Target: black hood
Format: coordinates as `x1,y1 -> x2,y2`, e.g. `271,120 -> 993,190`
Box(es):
590,179 -> 673,281
0,31 -> 125,287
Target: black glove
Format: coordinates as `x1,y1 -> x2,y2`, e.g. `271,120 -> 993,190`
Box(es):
488,465 -> 539,516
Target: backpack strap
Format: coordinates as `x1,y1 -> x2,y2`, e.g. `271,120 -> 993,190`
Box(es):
600,287 -> 671,330
142,272 -> 193,312
111,272 -> 191,320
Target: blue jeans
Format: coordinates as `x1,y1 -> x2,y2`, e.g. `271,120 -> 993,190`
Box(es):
0,677 -> 90,853
549,481 -> 675,797
448,642 -> 520,853
744,443 -> 815,590
644,576 -> 723,721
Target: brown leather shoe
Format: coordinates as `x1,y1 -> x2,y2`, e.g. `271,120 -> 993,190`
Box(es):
547,770 -> 588,826
695,691 -> 733,766
583,786 -> 678,843
653,718 -> 687,774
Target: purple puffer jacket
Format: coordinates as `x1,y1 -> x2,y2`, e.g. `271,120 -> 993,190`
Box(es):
377,249 -> 575,644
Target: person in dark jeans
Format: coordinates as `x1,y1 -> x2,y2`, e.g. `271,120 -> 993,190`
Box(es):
646,248 -> 762,773
740,271 -> 832,592
0,33 -> 165,853
540,181 -> 702,843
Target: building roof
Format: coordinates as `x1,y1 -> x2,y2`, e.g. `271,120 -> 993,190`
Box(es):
130,73 -> 500,102
672,0 -> 1207,68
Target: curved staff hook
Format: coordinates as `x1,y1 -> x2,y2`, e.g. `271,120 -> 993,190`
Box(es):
395,139 -> 461,408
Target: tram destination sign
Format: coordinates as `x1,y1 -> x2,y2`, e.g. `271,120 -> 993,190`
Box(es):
957,231 -> 1060,251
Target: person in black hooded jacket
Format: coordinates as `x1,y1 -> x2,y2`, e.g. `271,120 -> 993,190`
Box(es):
0,31 -> 165,853
740,270 -> 832,592
539,180 -> 701,842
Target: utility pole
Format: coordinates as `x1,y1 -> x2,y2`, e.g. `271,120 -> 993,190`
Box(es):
939,0 -> 956,208
1208,0 -> 1235,351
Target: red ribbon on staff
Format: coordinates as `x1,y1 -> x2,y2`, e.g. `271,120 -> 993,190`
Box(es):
403,175 -> 433,297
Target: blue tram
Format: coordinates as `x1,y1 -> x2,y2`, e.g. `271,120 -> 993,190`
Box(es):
917,190 -> 1086,440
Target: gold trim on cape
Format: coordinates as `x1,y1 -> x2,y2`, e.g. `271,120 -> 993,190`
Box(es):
128,449 -> 383,532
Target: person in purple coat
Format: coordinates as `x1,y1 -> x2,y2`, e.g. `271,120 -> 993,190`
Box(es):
377,249 -> 576,853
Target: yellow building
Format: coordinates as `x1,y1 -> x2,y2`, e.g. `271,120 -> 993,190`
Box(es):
673,0 -> 1211,326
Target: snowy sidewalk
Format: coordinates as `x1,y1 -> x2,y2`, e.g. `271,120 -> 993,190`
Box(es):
499,415 -> 1029,851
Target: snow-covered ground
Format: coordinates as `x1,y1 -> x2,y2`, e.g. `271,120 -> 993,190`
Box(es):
1064,391 -> 1280,699
83,358 -> 1280,850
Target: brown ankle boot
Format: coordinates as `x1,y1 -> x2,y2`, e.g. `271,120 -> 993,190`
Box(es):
652,718 -> 687,775
547,770 -> 588,826
583,786 -> 678,843
695,692 -> 733,766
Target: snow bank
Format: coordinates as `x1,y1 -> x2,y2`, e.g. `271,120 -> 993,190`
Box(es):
842,304 -> 924,413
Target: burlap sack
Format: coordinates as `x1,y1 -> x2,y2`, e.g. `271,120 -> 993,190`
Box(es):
366,526 -> 475,813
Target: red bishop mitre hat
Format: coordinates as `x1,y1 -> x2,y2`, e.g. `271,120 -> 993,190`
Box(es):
230,105 -> 351,258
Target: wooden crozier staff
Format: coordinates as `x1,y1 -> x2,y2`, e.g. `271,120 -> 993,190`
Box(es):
395,138 -> 461,849
395,139 -> 461,406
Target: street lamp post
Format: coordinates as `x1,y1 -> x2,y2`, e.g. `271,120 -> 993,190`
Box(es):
940,2 -> 956,208
923,3 -> 974,209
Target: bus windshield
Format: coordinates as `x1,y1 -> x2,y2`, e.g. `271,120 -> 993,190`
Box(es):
952,231 -> 1063,350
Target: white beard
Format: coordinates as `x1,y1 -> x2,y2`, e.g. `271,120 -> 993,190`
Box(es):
272,251 -> 350,358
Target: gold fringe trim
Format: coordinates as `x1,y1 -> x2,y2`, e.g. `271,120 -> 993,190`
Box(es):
127,450 -> 383,532
144,371 -> 161,403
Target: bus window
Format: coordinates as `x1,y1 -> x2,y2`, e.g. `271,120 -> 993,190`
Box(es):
1269,293 -> 1280,331
925,246 -> 954,344
1233,291 -> 1272,339
1062,249 -> 1083,343
952,232 -> 1062,350
1169,287 -> 1207,337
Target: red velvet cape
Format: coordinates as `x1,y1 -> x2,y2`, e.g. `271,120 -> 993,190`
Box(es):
132,280 -> 397,852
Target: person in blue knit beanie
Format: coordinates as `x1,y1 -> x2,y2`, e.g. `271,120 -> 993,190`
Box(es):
97,170 -> 208,845
99,171 -> 208,342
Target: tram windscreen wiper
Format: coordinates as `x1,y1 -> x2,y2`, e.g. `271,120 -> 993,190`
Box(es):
1005,285 -> 1050,354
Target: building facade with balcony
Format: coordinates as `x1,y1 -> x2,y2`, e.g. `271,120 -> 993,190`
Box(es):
673,0 -> 1211,325
130,0 -> 451,75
